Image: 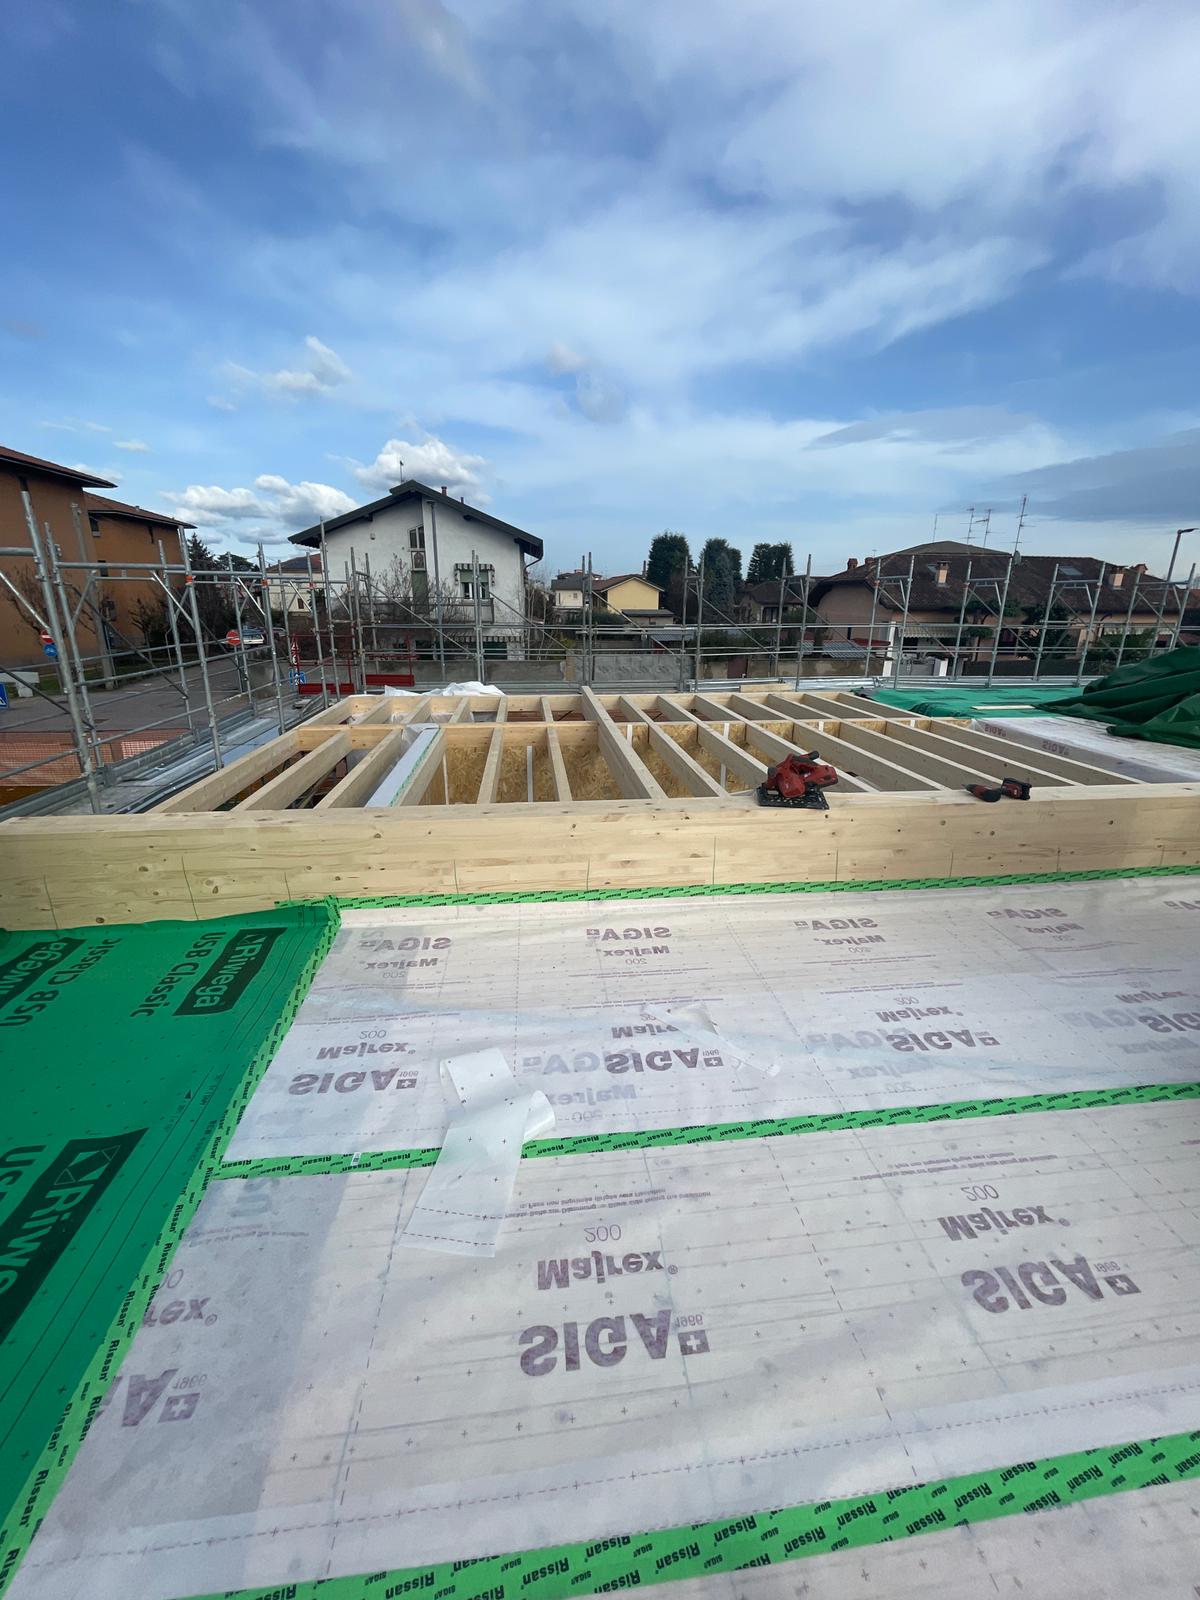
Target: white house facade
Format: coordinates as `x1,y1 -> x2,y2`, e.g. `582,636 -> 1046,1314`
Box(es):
263,554 -> 327,616
291,479 -> 543,653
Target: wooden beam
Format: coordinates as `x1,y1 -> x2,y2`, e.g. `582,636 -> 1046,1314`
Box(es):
911,719 -> 1138,787
618,696 -> 653,723
539,696 -> 555,723
477,727 -> 505,805
742,723 -> 871,793
315,728 -> 411,809
155,732 -> 301,813
492,698 -> 508,723
656,696 -> 704,724
798,689 -> 917,720
726,692 -> 778,721
880,720 -> 1082,789
394,730 -> 451,806
545,727 -> 571,800
580,686 -> 613,724
448,698 -> 473,723
822,723 -> 974,789
357,695 -> 400,725
6,783 -> 1198,927
595,718 -> 667,801
646,723 -> 725,797
763,692 -> 827,722
785,723 -> 942,791
691,692 -> 745,721
695,722 -> 767,786
234,732 -> 352,812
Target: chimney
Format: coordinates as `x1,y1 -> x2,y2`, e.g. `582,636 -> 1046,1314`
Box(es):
935,561 -> 949,585
846,557 -> 858,571
864,555 -> 877,571
440,484 -> 448,495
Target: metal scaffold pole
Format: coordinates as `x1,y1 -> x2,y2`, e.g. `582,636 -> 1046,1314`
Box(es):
231,566 -> 255,715
951,559 -> 972,679
985,552 -> 1015,686
43,521 -> 106,786
1113,572 -> 1142,672
693,548 -> 705,690
1169,564 -> 1196,652
181,534 -> 224,771
1075,563 -> 1107,684
864,565 -> 880,680
793,553 -> 812,691
306,551 -> 329,708
892,556 -> 914,684
1032,563 -> 1058,682
347,547 -> 366,692
774,568 -> 785,678
21,496 -> 103,812
428,499 -> 447,682
158,536 -> 197,734
319,522 -> 339,694
253,542 -> 287,734
471,550 -> 485,682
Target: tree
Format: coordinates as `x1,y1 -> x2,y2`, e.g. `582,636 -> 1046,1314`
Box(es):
217,552 -> 256,574
701,546 -> 736,620
646,532 -> 691,620
745,542 -> 794,585
700,538 -> 742,588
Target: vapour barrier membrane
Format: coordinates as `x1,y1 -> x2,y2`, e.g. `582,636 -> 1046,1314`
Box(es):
224,879 -> 1200,1163
14,1100 -> 1200,1600
400,1048 -> 555,1255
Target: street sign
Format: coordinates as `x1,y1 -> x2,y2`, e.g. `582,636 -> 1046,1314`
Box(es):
42,643 -> 58,660
289,669 -> 307,687
0,683 -> 8,709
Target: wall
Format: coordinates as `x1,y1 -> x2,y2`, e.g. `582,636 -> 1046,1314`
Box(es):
320,495 -> 528,638
0,466 -> 100,666
86,514 -> 187,646
604,577 -> 662,612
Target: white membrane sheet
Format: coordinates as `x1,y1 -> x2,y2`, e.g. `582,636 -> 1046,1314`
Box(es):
593,1477 -> 1200,1600
16,1101 -> 1200,1599
973,714 -> 1200,783
225,881 -> 1200,1160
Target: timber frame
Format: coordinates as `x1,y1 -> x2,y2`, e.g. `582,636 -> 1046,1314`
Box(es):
2,688 -> 1196,927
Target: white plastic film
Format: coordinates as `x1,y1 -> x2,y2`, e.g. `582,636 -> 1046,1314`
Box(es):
400,1048 -> 555,1256
224,879 -> 1200,1162
16,1101 -> 1200,1600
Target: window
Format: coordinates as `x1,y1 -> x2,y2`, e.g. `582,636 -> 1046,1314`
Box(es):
88,514 -> 101,537
408,525 -> 425,551
461,580 -> 473,599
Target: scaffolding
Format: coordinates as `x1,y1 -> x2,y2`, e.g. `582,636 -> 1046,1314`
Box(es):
1,511 -> 1197,815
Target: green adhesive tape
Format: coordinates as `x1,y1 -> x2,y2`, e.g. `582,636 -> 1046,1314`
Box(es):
191,1425 -> 1200,1600
217,1080 -> 1200,1180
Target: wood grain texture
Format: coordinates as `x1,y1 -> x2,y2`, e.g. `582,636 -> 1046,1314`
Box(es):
5,783 -> 1197,928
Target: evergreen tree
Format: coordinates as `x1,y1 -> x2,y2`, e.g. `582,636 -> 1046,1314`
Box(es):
701,545 -> 736,618
745,541 -> 794,584
646,531 -> 691,620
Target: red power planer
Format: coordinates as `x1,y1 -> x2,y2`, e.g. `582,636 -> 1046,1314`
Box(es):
756,750 -> 839,811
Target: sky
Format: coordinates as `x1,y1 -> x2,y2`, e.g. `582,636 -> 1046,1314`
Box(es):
4,0 -> 1200,582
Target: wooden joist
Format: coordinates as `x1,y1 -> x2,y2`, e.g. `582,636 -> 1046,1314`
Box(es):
155,732 -> 301,813
315,728 -> 413,809
694,723 -> 767,786
787,723 -> 943,791
646,724 -> 725,797
911,719 -> 1138,786
879,720 -> 1081,789
477,727 -> 506,804
545,728 -> 571,800
234,731 -> 352,812
742,722 -> 872,792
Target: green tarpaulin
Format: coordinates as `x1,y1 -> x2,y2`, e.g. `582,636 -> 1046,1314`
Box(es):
864,684 -> 1070,718
0,903 -> 336,1547
1046,646 -> 1200,749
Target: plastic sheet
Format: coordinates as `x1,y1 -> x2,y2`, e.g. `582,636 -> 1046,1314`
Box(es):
225,879 -> 1200,1162
15,1100 -> 1200,1599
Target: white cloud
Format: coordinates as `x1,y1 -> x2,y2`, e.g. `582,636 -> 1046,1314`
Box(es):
253,474 -> 357,523
171,485 -> 265,520
546,341 -> 585,375
353,436 -> 488,498
215,335 -> 354,405
113,437 -> 150,453
169,476 -> 355,531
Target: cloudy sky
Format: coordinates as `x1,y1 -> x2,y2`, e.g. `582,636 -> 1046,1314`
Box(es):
4,0 -> 1200,579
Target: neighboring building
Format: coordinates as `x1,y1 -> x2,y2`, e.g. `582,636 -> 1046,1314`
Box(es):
291,480 -> 543,653
263,553 -> 326,617
0,445 -> 116,666
745,574 -> 820,624
593,573 -> 670,622
810,540 -> 1197,660
81,492 -> 193,646
550,571 -> 587,611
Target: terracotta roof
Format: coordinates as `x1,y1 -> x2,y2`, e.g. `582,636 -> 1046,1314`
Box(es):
265,554 -> 323,574
84,491 -> 194,529
0,444 -> 115,488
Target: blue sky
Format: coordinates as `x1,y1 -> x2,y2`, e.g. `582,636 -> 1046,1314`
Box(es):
4,0 -> 1200,580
